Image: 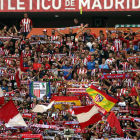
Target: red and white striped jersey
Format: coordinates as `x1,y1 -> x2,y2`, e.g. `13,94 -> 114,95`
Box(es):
121,88 -> 127,95
72,57 -> 78,65
117,92 -> 123,97
77,68 -> 87,75
38,57 -> 44,63
91,68 -> 99,76
60,111 -> 67,116
125,79 -> 133,87
51,35 -> 58,41
20,89 -> 27,96
9,75 -> 15,80
22,50 -> 31,57
20,18 -> 33,32
62,60 -> 67,65
52,113 -> 59,121
113,38 -> 122,52
5,59 -> 12,65
81,58 -> 88,66
3,49 -> 10,56
119,62 -> 129,70
41,52 -> 51,61
66,41 -> 74,50
0,68 -> 6,74
21,40 -> 25,45
117,79 -> 122,86
67,108 -> 75,115
99,39 -> 108,51
30,103 -> 36,109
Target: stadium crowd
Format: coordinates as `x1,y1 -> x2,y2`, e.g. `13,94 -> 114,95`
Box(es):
0,13 -> 140,140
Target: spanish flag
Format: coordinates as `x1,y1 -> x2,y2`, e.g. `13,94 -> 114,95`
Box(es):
51,96 -> 81,110
86,85 -> 118,115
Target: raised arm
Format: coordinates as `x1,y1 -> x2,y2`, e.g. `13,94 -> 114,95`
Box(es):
55,29 -> 65,36
66,68 -> 73,78
4,40 -> 10,48
13,26 -> 18,33
54,58 -> 62,68
80,24 -> 89,33
125,132 -> 132,139
76,24 -> 89,35
118,36 -> 128,43
124,33 -> 131,39
107,31 -> 114,39
135,29 -> 140,34
133,38 -> 140,44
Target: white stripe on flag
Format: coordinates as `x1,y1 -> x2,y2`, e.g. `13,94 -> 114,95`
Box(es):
77,106 -> 98,123
5,113 -> 27,127
33,101 -> 54,113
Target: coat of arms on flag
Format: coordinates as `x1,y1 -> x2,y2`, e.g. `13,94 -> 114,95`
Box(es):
29,81 -> 51,99
95,94 -> 104,102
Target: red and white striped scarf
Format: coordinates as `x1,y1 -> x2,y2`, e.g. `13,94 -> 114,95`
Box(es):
77,68 -> 87,74
120,62 -> 129,70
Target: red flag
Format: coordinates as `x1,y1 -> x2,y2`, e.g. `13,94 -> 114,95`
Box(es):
0,100 -> 19,123
107,111 -> 124,137
0,100 -> 27,127
15,70 -> 20,88
20,52 -> 25,72
73,105 -> 101,129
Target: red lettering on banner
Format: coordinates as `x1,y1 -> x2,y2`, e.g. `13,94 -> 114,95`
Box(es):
67,88 -> 86,93
0,0 -> 139,12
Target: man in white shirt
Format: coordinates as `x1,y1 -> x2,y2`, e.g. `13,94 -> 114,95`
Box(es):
86,36 -> 95,50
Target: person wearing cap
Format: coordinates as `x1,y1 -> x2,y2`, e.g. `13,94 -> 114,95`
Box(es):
42,29 -> 49,40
